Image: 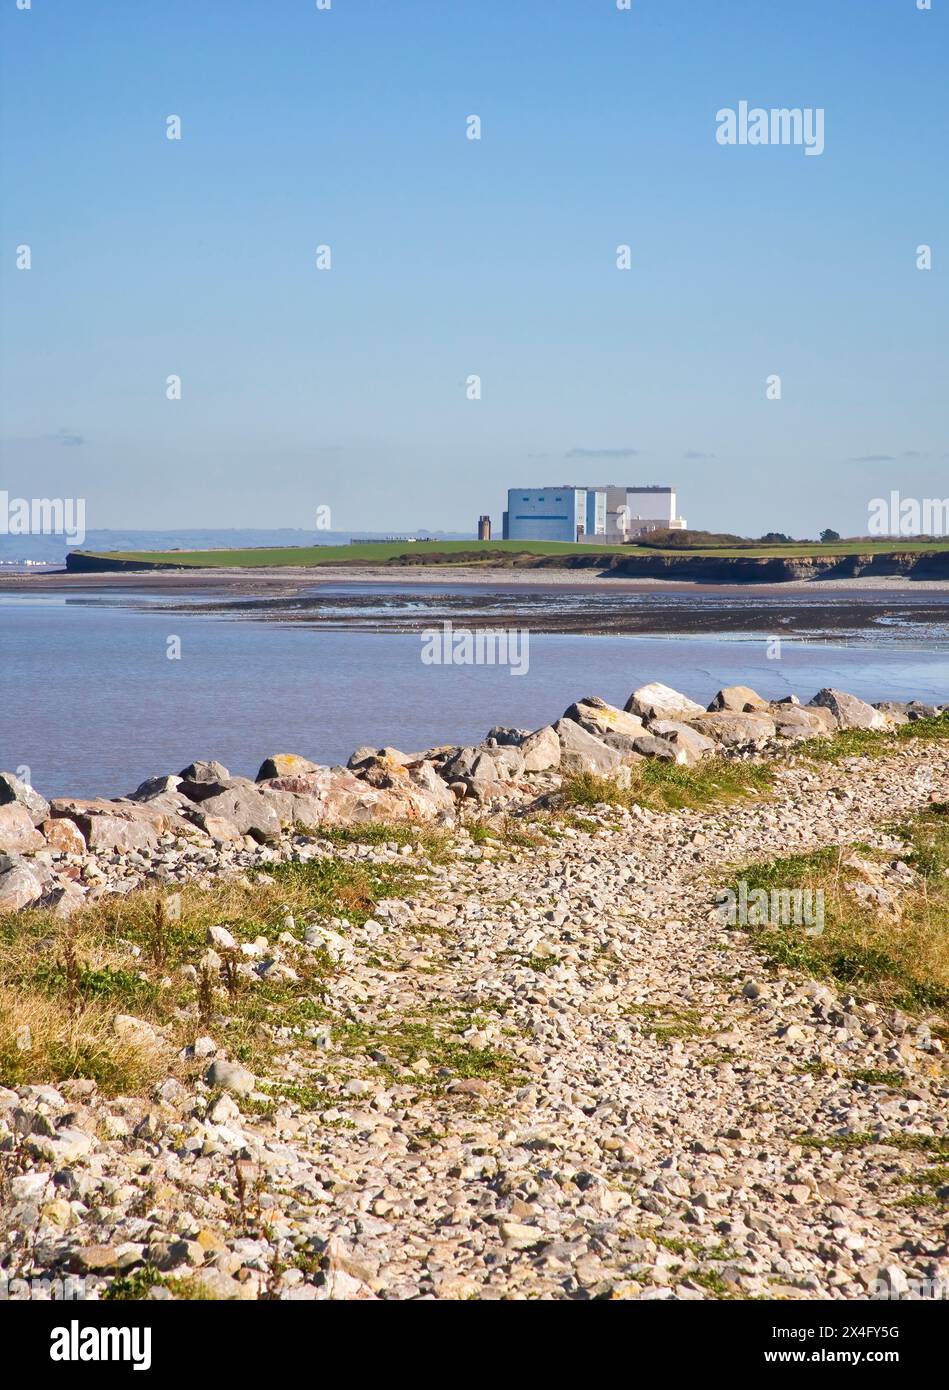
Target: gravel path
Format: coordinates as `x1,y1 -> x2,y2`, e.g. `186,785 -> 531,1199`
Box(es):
3,743 -> 947,1301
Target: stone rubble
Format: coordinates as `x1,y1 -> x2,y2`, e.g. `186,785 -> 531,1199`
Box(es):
1,682 -> 947,1301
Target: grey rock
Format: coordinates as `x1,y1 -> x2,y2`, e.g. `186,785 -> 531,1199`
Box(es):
520,726 -> 561,772
553,720 -> 622,775
624,682 -> 706,723
809,689 -> 887,731
707,685 -> 768,713
563,696 -> 645,740
687,711 -> 777,748
127,775 -> 183,802
0,855 -> 45,911
0,771 -> 50,826
204,1059 -> 255,1096
484,727 -> 532,747
178,760 -> 231,784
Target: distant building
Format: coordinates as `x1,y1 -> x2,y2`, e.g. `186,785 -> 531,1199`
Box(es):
504,485 -> 686,543
478,515 -> 492,541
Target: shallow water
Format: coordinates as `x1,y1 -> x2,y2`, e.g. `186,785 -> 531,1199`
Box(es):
1,587 -> 947,798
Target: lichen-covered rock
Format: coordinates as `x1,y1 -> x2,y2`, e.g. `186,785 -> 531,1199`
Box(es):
255,754 -> 322,781
563,696 -> 645,740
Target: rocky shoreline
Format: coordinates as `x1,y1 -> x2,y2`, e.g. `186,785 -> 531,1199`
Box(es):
1,680 -> 948,1302
1,682 -> 943,916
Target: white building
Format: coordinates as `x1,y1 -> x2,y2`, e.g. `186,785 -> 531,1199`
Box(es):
503,484 -> 686,542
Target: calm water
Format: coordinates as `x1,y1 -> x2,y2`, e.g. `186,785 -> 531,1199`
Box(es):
1,590 -> 947,799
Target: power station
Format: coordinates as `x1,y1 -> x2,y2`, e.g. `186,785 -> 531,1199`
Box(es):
499,485 -> 686,543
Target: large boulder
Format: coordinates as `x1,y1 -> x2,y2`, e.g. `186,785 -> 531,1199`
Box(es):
562,696 -> 645,740
0,803 -> 46,854
808,689 -> 887,731
255,754 -> 322,781
707,685 -> 767,713
441,745 -> 525,796
553,720 -> 622,775
646,721 -> 718,763
127,775 -> 183,802
631,734 -> 688,764
48,797 -> 193,852
624,683 -> 705,723
403,761 -> 456,810
350,750 -> 414,789
258,767 -> 452,828
484,726 -> 532,747
37,880 -> 87,919
687,711 -> 777,748
0,854 -> 45,912
600,731 -> 646,759
766,704 -> 833,739
519,726 -> 561,773
192,786 -> 285,842
178,760 -> 231,783
40,817 -> 87,854
0,772 -> 50,826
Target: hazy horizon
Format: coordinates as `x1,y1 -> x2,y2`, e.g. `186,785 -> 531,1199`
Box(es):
2,0 -> 946,539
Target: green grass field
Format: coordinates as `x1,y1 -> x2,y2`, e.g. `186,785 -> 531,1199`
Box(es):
69,536 -> 949,569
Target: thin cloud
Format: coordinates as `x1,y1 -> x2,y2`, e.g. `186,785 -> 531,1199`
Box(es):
684,450 -> 715,460
566,447 -> 640,459
849,454 -> 895,463
55,429 -> 85,447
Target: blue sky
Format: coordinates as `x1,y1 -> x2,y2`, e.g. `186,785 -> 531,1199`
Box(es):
1,0 -> 946,538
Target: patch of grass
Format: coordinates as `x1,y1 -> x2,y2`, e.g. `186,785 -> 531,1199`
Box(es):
687,1269 -> 739,1299
0,987 -> 168,1094
335,1011 -> 518,1090
623,1003 -> 709,1042
795,1132 -> 949,1160
847,1068 -> 906,1089
797,711 -> 949,763
255,1079 -> 337,1111
562,760 -> 773,814
308,821 -> 452,863
892,1163 -> 949,1209
103,1264 -> 213,1301
265,856 -> 424,925
794,1059 -> 831,1077
728,810 -> 949,1023
0,854 -> 419,1094
525,955 -> 559,974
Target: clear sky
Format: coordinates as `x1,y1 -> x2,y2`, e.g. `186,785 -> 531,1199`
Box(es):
1,0 -> 946,538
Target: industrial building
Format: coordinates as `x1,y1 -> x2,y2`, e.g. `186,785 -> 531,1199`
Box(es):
501,485 -> 686,543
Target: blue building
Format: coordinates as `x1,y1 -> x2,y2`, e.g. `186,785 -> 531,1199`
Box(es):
503,486 -> 606,542
502,484 -> 685,543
